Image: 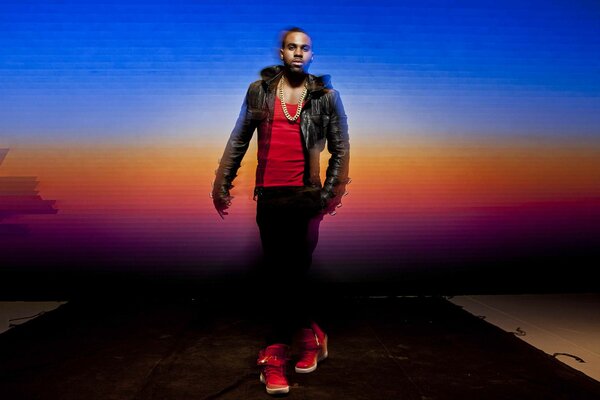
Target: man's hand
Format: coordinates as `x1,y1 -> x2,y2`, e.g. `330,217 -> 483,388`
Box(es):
211,185 -> 233,219
320,178 -> 351,216
320,189 -> 342,216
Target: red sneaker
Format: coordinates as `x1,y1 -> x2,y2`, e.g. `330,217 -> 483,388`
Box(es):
294,322 -> 328,373
257,344 -> 290,395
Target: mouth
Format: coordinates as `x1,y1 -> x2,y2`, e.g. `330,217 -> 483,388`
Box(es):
291,60 -> 303,66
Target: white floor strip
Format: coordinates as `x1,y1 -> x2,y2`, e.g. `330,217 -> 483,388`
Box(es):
0,301 -> 67,335
450,294 -> 600,382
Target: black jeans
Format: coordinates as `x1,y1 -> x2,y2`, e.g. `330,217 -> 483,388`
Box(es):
255,186 -> 324,345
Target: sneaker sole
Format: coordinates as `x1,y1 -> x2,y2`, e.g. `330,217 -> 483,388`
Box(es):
260,373 -> 290,395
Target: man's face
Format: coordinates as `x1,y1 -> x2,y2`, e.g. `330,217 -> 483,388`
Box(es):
280,32 -> 313,73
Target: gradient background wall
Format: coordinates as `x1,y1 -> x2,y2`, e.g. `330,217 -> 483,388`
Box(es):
1,0 -> 599,294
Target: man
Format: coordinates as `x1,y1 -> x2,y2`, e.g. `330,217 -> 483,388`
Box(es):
211,27 -> 350,395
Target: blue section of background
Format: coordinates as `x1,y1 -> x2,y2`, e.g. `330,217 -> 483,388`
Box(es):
1,0 -> 599,142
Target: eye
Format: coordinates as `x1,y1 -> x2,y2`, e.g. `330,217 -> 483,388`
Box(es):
302,46 -> 311,52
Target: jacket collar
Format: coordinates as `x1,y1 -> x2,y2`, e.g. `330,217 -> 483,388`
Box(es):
260,65 -> 331,94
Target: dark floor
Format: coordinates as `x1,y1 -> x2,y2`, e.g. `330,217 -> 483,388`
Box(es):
1,295 -> 600,400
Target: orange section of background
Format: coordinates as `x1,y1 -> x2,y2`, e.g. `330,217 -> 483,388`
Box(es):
2,141 -> 600,218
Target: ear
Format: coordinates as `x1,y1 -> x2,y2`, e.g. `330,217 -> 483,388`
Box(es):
280,48 -> 284,60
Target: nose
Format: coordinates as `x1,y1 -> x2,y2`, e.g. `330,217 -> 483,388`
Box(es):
294,48 -> 303,57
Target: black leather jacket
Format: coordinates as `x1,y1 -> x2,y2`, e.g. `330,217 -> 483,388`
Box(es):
213,65 -> 350,206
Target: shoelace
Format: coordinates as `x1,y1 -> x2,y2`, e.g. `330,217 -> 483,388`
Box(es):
258,354 -> 288,383
263,364 -> 287,381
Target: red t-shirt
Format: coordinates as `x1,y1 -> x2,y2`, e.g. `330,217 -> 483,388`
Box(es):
256,97 -> 305,187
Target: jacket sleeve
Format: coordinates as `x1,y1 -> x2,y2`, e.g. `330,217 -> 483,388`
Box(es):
322,89 -> 351,197
213,85 -> 258,196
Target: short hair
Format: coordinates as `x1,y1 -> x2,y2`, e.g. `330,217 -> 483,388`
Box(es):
280,27 -> 311,49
